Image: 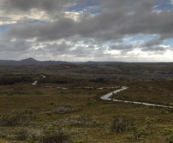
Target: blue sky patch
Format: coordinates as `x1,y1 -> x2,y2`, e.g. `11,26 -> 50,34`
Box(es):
67,1 -> 101,14
163,38 -> 173,46
29,20 -> 45,24
123,34 -> 160,45
154,0 -> 173,10
0,25 -> 9,35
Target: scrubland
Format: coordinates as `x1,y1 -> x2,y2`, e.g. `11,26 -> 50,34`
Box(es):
0,64 -> 173,143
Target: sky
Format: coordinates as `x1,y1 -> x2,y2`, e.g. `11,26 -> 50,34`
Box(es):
0,0 -> 173,62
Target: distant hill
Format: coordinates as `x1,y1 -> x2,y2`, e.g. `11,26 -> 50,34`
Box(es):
0,58 -> 125,66
0,58 -> 169,66
0,58 -> 68,66
82,61 -> 123,65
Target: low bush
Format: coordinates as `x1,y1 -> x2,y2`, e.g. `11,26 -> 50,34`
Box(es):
38,124 -> 70,143
161,128 -> 173,143
111,115 -> 136,132
0,75 -> 33,85
16,129 -> 28,140
0,109 -> 35,126
145,117 -> 155,129
133,128 -> 149,140
14,125 -> 70,143
53,105 -> 79,114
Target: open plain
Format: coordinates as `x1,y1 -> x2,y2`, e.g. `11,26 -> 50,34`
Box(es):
0,61 -> 173,143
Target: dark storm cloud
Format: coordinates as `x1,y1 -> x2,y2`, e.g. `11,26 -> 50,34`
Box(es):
142,46 -> 166,52
142,38 -> 162,48
5,0 -> 76,12
140,38 -> 167,51
0,38 -> 31,51
40,42 -> 101,57
109,44 -> 137,55
109,45 -> 133,51
5,18 -> 75,41
42,42 -> 72,55
5,0 -> 173,42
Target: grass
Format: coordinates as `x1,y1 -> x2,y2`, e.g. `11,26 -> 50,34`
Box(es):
112,80 -> 173,106
0,77 -> 173,142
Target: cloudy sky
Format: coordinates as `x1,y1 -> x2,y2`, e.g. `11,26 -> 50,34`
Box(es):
0,0 -> 173,62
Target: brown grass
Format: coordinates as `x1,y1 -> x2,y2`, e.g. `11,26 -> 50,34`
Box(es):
0,81 -> 173,142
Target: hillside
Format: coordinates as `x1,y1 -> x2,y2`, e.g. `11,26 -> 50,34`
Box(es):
0,58 -> 68,66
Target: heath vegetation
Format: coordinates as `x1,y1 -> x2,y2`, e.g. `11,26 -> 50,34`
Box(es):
0,64 -> 173,142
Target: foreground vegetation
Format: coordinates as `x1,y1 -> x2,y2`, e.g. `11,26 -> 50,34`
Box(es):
0,68 -> 173,142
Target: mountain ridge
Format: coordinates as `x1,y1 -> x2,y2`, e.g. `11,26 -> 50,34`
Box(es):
0,58 -> 172,66
0,58 -> 124,66
0,58 -> 68,66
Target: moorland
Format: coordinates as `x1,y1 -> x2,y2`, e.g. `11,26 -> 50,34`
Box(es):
0,59 -> 173,143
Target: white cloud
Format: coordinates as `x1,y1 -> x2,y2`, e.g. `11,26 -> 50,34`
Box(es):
170,0 -> 173,4
64,11 -> 82,21
0,9 -> 50,25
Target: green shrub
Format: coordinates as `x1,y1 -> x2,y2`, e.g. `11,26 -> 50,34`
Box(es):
161,128 -> 173,143
133,128 -> 149,140
166,135 -> 173,143
111,115 -> 136,132
0,109 -> 35,126
13,125 -> 70,143
0,75 -> 33,85
39,124 -> 70,143
39,76 -> 75,84
145,117 -> 155,129
161,128 -> 173,135
16,129 -> 28,140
